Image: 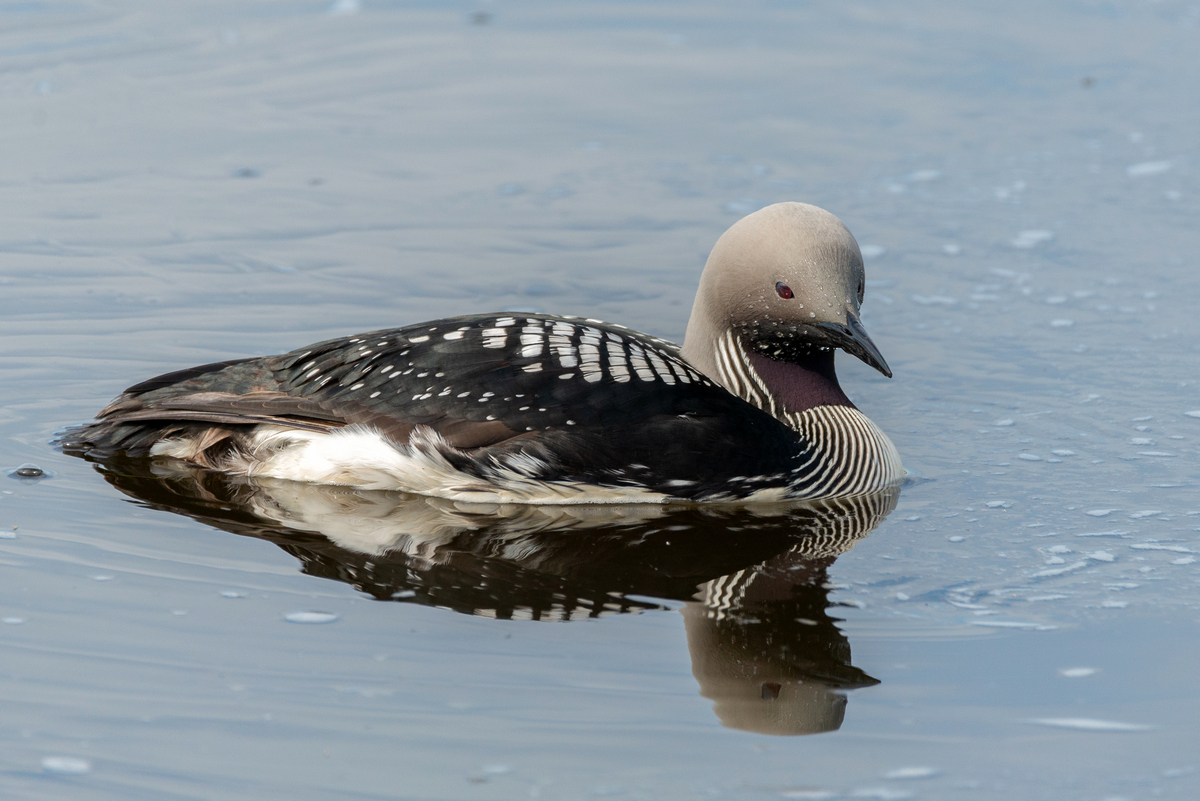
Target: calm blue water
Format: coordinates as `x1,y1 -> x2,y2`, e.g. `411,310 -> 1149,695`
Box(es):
2,1 -> 1199,798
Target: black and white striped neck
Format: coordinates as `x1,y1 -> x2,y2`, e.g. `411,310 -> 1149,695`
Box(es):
709,329 -> 903,497
710,331 -> 847,422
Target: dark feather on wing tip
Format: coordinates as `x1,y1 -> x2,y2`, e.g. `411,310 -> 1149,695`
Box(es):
122,358 -> 259,396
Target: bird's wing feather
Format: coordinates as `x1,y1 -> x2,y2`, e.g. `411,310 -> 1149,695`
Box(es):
79,314 -> 801,477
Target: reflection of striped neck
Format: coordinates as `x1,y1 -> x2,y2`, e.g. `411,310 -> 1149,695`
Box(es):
701,489 -> 901,620
712,331 -> 903,496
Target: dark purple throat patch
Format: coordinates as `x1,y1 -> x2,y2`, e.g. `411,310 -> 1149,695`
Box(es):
747,350 -> 854,413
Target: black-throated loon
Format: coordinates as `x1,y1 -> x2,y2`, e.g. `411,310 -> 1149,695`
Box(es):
62,202 -> 903,504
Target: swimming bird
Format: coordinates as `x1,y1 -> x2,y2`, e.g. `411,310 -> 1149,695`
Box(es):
63,202 -> 902,504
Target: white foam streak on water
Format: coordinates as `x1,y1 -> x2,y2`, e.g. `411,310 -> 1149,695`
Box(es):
1028,718 -> 1153,732
1012,230 -> 1054,248
850,788 -> 915,800
882,766 -> 942,780
284,611 -> 339,624
1029,561 -> 1089,578
1058,667 -> 1098,678
41,756 -> 92,774
481,764 -> 513,775
1125,161 -> 1172,177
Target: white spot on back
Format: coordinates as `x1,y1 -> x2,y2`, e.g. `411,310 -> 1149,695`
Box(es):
628,344 -> 655,381
579,342 -> 603,382
549,333 -> 577,368
646,351 -> 675,384
482,328 -> 508,349
519,326 -> 545,358
605,340 -> 630,382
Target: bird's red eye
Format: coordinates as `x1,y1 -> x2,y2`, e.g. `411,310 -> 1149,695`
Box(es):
775,282 -> 794,299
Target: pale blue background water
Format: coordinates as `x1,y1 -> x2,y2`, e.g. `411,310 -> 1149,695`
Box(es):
2,1 -> 1199,798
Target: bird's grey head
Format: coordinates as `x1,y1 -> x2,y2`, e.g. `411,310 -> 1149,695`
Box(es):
681,202 -> 890,406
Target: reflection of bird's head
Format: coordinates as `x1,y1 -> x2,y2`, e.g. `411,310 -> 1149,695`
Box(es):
683,602 -> 858,736
679,490 -> 898,736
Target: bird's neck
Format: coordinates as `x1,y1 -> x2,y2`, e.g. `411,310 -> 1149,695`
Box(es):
702,330 -> 854,420
688,329 -> 905,492
744,350 -> 853,414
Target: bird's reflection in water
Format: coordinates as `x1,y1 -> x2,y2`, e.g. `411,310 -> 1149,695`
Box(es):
88,456 -> 898,736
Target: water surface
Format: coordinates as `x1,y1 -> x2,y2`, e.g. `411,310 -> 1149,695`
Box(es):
2,1 -> 1199,798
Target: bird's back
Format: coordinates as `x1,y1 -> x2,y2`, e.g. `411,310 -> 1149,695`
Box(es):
64,313 -> 813,503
